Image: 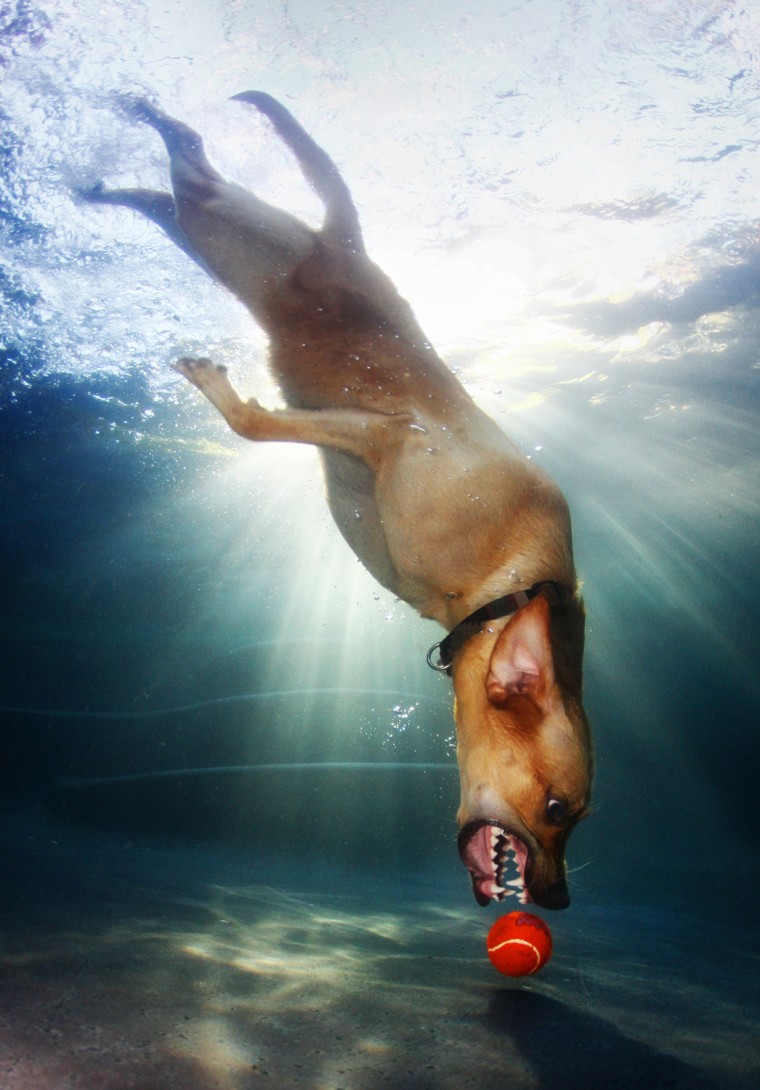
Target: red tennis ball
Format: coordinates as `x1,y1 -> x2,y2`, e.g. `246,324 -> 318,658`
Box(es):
486,911 -> 553,976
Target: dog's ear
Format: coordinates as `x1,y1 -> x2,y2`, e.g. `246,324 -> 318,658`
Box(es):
486,594 -> 556,707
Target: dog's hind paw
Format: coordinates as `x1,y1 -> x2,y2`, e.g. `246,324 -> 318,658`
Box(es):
115,93 -> 157,123
77,181 -> 106,203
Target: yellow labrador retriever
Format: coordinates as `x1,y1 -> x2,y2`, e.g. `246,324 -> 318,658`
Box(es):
84,94 -> 592,909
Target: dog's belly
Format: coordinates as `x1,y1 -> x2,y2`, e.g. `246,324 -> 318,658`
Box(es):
320,449 -> 401,594
316,446 -> 403,592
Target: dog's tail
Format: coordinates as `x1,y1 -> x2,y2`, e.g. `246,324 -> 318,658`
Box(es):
232,91 -> 365,255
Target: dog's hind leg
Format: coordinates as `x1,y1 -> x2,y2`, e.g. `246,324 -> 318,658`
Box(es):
232,91 -> 431,351
79,182 -> 210,272
232,91 -> 364,253
81,182 -> 176,230
120,97 -> 315,317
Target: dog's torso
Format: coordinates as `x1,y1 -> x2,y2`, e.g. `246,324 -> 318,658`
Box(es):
170,166 -> 574,621
84,94 -> 591,911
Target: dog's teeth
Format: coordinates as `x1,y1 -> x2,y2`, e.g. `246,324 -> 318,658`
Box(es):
507,877 -> 524,889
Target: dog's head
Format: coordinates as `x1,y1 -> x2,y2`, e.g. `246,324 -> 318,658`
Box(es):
452,592 -> 592,910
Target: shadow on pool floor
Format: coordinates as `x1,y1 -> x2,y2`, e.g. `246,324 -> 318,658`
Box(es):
1,806 -> 757,1090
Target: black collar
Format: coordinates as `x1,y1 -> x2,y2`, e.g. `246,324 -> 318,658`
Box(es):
426,580 -> 569,676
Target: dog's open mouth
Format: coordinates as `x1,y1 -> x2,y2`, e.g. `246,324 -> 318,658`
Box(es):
457,819 -> 531,906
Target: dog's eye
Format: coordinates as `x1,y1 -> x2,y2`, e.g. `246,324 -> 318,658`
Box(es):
546,797 -> 568,824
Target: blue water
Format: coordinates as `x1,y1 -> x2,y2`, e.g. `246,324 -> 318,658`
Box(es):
2,2 -> 759,1087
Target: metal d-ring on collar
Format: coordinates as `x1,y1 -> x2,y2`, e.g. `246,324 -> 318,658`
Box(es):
426,580 -> 567,676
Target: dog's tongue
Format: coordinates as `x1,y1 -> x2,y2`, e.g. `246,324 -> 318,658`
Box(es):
470,873 -> 503,906
460,823 -> 503,905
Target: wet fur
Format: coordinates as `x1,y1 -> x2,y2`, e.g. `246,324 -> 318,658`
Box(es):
84,94 -> 592,908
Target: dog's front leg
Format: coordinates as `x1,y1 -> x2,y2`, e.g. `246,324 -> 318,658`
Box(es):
174,357 -> 410,465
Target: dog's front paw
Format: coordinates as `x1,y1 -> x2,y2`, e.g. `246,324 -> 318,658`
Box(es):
171,357 -> 262,435
172,356 -> 230,393
174,357 -> 225,379
173,355 -> 225,376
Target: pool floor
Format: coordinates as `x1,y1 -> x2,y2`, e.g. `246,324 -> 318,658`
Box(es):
1,807 -> 756,1090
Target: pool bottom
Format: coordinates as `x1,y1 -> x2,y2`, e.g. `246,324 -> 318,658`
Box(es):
0,806 -> 756,1090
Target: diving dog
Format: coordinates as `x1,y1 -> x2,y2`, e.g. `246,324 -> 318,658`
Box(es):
84,94 -> 592,909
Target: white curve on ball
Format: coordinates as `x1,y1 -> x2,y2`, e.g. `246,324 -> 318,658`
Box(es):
487,937 -> 541,972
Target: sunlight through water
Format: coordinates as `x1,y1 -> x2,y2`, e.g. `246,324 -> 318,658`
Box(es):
1,3 -> 759,1085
